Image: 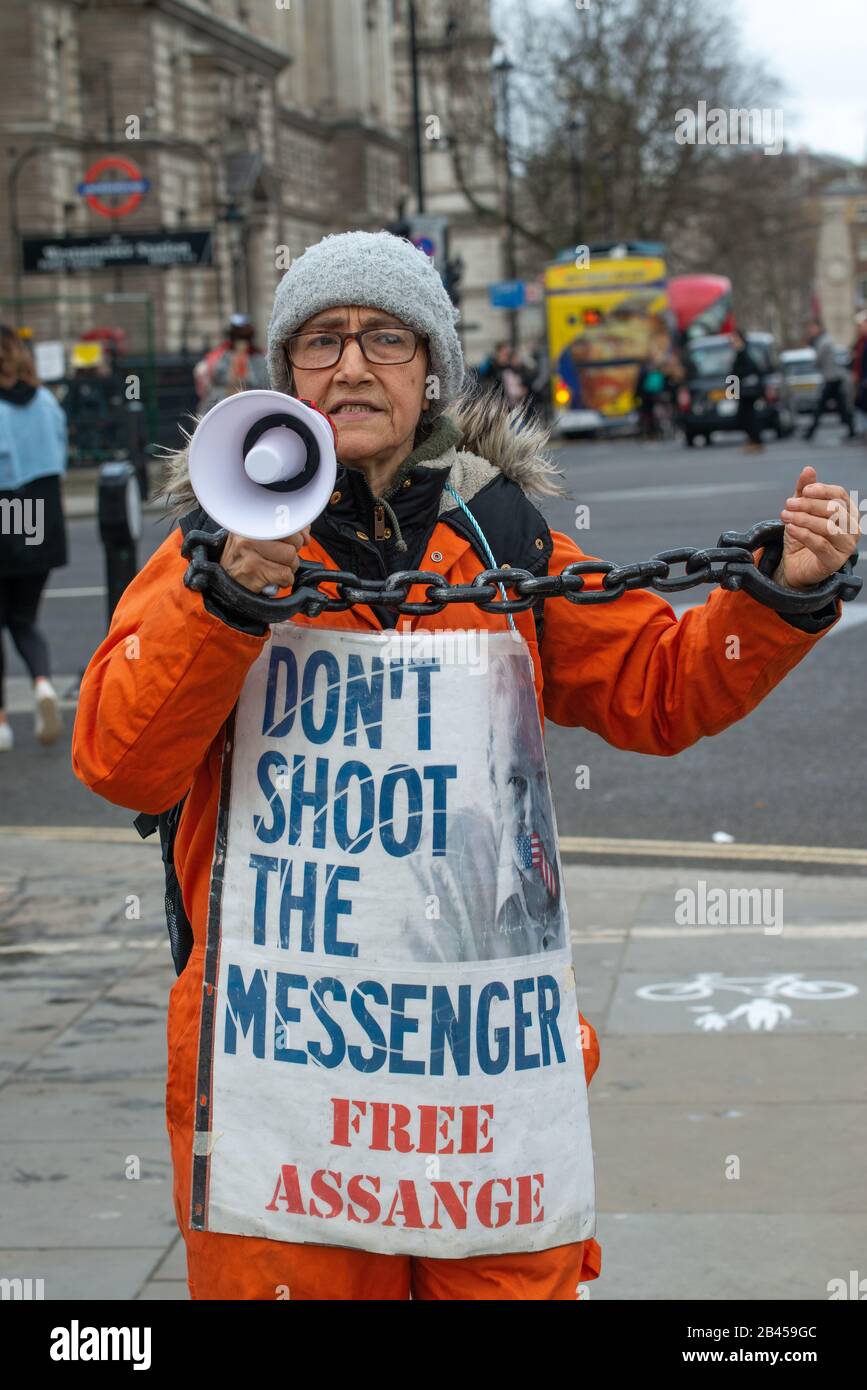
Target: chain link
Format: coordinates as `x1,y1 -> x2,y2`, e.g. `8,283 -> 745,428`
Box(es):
181,520 -> 861,625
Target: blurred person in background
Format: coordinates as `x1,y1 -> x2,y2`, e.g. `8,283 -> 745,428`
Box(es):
475,339 -> 513,396
661,350 -> 685,439
0,325 -> 68,752
501,347 -> 533,410
730,328 -> 765,454
850,312 -> 867,434
635,348 -> 668,441
194,313 -> 269,412
527,339 -> 551,423
802,319 -> 856,442
65,342 -> 123,461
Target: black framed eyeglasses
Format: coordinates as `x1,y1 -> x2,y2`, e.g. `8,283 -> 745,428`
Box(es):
283,327 -> 426,371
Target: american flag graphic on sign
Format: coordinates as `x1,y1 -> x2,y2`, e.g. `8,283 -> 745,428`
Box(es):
515,831 -> 558,898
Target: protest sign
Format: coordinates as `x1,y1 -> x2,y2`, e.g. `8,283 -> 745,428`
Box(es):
190,626 -> 596,1256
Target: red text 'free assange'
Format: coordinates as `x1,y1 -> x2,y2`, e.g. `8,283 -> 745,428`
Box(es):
263,1096 -> 545,1231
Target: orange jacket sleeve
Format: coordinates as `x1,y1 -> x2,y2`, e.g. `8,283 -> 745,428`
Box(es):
72,527 -> 268,813
579,1010 -> 600,1086
541,528 -> 840,754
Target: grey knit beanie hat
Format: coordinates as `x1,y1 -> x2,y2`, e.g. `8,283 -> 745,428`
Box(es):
266,229 -> 464,417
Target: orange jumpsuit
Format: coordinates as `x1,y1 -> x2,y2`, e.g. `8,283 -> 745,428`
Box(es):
72,519 -> 836,1299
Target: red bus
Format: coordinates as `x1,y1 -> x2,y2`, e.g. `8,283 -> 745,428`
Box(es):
667,274 -> 734,341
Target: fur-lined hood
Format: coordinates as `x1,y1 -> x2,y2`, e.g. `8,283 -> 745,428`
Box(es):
160,385 -> 567,518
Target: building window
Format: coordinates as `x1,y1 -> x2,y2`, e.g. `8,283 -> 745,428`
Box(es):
367,149 -> 396,212
282,135 -> 327,207
54,36 -> 67,122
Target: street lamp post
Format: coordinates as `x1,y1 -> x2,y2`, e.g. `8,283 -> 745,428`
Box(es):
494,54 -> 518,349
222,202 -> 246,313
567,116 -> 584,245
407,0 -> 425,214
177,206 -> 190,355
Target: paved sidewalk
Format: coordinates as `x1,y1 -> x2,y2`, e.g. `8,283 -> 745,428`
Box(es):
61,465 -> 168,521
567,861 -> 867,1300
0,830 -> 186,1300
63,494 -> 167,521
0,831 -> 864,1300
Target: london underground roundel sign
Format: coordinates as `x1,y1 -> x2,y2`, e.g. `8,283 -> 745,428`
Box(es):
77,156 -> 150,219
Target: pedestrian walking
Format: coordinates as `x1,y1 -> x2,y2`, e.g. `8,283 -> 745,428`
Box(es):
802,319 -> 856,441
0,325 -> 68,752
72,231 -> 857,1301
730,328 -> 766,453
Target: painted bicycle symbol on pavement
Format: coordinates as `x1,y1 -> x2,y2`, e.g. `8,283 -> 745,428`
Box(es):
636,972 -> 858,1031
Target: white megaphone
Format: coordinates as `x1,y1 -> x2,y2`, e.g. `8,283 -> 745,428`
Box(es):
187,390 -> 338,542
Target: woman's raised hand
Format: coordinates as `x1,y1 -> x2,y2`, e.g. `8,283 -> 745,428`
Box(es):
220,527 -> 312,594
776,467 -> 860,590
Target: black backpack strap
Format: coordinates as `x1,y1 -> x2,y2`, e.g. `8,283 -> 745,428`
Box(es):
440,474 -> 553,648
133,798 -> 194,977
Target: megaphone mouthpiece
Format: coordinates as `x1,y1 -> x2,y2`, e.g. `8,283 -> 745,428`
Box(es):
244,432 -> 307,486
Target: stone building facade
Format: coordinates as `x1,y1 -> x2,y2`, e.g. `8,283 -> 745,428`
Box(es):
388,0 -> 509,362
0,0 -> 505,368
814,179 -> 867,348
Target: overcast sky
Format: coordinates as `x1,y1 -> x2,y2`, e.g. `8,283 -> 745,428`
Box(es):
495,0 -> 866,166
734,0 -> 866,163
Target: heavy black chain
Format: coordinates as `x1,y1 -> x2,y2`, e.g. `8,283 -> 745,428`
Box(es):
182,520 -> 860,623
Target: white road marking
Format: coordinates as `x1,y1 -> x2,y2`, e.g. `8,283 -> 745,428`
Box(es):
571,922 -> 867,944
578,481 -> 773,503
0,937 -> 165,955
570,922 -> 867,941
558,835 -> 867,867
635,972 -> 857,1030
44,587 -> 106,599
0,825 -> 157,843
0,826 -> 860,868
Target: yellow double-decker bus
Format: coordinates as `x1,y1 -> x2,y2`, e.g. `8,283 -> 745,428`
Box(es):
544,241 -> 672,436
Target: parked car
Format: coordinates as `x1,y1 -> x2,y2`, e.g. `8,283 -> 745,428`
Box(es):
780,345 -> 855,417
780,348 -> 822,414
835,347 -> 853,371
676,332 -> 796,446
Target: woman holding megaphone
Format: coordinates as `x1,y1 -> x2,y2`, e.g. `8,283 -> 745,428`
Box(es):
73,231 -> 856,1301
